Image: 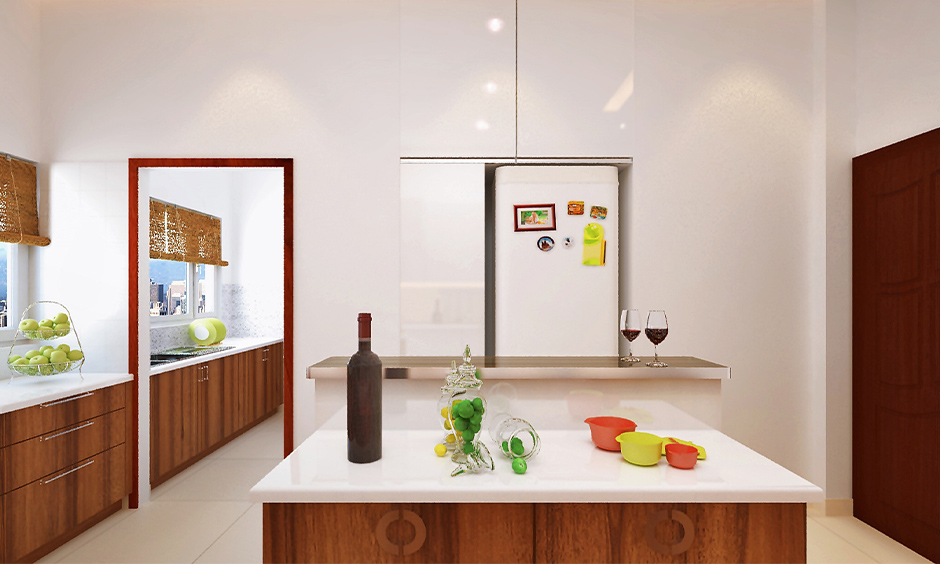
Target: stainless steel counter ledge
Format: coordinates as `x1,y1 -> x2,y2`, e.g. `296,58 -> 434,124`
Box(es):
307,355 -> 729,380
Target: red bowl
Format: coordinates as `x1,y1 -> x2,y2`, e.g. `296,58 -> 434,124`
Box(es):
665,443 -> 699,469
584,416 -> 637,451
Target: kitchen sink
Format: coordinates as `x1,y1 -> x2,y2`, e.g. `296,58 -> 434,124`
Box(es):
150,345 -> 235,367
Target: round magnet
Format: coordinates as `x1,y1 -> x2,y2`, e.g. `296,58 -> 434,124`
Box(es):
563,237 -> 573,247
537,236 -> 555,251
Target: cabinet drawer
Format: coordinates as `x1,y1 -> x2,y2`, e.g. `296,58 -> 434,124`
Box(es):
0,408 -> 126,495
1,443 -> 126,563
0,384 -> 126,447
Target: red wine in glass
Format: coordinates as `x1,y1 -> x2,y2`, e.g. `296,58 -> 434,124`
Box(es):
619,309 -> 641,362
622,329 -> 640,341
646,310 -> 668,367
645,328 -> 667,345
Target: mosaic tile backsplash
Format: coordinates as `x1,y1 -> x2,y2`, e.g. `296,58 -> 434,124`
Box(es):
150,283 -> 283,353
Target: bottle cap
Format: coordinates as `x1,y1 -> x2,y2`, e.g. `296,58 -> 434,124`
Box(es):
357,313 -> 372,338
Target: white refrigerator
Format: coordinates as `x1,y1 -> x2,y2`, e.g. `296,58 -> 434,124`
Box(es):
494,166 -> 619,356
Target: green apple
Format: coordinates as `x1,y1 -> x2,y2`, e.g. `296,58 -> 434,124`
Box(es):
53,313 -> 69,325
24,349 -> 42,359
49,350 -> 68,364
66,350 -> 84,361
56,344 -> 70,353
42,349 -> 56,359
29,355 -> 49,365
38,327 -> 55,339
12,358 -> 28,366
8,355 -> 21,364
40,345 -> 54,354
19,319 -> 39,331
53,323 -> 70,336
39,319 -> 54,328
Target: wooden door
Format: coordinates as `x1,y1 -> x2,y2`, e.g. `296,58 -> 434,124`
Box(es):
853,127 -> 940,562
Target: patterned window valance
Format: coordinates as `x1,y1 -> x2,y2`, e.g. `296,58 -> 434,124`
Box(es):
149,198 -> 228,266
0,155 -> 50,247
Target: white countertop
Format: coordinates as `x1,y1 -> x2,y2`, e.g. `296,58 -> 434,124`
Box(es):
149,337 -> 283,377
250,400 -> 823,504
0,372 -> 133,415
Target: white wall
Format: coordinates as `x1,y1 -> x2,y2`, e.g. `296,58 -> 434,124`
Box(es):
38,0 -> 401,499
855,0 -> 940,155
0,0 -> 41,159
28,0 -> 940,503
632,0 -> 818,482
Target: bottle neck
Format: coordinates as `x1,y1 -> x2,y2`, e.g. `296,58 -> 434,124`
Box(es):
358,338 -> 371,352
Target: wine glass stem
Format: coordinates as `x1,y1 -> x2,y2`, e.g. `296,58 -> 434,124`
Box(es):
628,344 -> 633,357
653,345 -> 658,363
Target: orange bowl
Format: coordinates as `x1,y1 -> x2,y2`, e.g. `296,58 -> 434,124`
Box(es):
665,443 -> 698,469
584,416 -> 637,451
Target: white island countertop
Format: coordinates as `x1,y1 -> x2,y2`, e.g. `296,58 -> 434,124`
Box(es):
250,400 -> 822,505
0,372 -> 133,414
149,336 -> 283,377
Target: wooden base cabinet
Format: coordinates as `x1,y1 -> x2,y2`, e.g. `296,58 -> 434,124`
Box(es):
0,382 -> 132,563
151,343 -> 284,487
263,501 -> 806,564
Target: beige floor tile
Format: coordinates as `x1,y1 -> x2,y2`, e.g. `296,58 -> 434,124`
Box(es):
207,429 -> 283,460
36,509 -> 133,563
813,516 -> 933,564
156,458 -> 281,502
194,503 -> 262,564
55,501 -> 251,563
808,518 -> 878,564
149,456 -> 215,501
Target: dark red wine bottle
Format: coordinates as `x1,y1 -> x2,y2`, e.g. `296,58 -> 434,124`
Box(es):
347,313 -> 382,463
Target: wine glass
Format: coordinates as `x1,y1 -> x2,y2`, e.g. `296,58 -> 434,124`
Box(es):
619,309 -> 641,363
645,310 -> 668,367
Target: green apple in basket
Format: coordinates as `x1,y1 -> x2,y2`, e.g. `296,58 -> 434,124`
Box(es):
39,319 -> 54,328
53,323 -> 70,337
7,355 -> 21,364
18,319 -> 39,332
53,313 -> 69,325
49,350 -> 68,365
67,350 -> 84,361
24,349 -> 43,359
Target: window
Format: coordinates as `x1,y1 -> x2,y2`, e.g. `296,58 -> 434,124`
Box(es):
0,242 -> 28,338
150,259 -> 218,321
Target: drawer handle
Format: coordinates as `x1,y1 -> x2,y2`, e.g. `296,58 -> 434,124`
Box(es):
40,391 -> 94,408
41,459 -> 95,485
41,420 -> 95,442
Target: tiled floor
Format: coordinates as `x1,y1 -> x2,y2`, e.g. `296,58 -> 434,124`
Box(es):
37,408 -> 933,563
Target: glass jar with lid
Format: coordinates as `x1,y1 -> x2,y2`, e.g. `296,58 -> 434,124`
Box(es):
437,345 -> 493,476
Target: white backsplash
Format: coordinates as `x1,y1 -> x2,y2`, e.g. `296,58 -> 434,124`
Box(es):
150,283 -> 283,353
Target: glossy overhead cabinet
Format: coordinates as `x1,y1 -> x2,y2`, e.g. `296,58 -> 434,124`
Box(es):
151,342 -> 283,487
517,0 -> 634,158
400,0 -> 516,158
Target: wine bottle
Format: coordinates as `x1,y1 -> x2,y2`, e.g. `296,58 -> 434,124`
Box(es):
347,313 -> 382,463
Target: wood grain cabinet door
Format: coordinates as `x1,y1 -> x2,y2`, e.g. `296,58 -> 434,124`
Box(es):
1,444 -> 126,563
248,348 -> 266,424
202,360 -> 225,450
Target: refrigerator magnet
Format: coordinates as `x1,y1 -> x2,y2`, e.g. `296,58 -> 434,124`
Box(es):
537,236 -> 555,251
514,203 -> 556,232
590,205 -> 608,220
563,237 -> 573,247
567,201 -> 585,215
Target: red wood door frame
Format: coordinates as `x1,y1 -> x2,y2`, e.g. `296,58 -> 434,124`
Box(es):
128,158 -> 294,508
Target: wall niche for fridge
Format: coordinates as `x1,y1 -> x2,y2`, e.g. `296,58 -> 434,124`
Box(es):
399,161 -> 629,357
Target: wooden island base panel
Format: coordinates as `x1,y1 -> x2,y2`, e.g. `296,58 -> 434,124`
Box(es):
263,502 -> 806,564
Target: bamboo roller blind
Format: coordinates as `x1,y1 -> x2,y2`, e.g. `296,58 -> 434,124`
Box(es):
149,199 -> 228,266
0,156 -> 50,247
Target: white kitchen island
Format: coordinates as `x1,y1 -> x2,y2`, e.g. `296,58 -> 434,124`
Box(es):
251,399 -> 821,563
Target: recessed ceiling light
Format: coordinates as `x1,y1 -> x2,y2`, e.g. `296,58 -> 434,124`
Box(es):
488,18 -> 504,33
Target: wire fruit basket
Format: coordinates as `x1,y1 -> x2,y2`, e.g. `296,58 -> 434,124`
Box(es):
7,301 -> 85,383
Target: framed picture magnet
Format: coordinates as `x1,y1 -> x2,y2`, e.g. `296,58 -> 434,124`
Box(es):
514,203 -> 556,232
